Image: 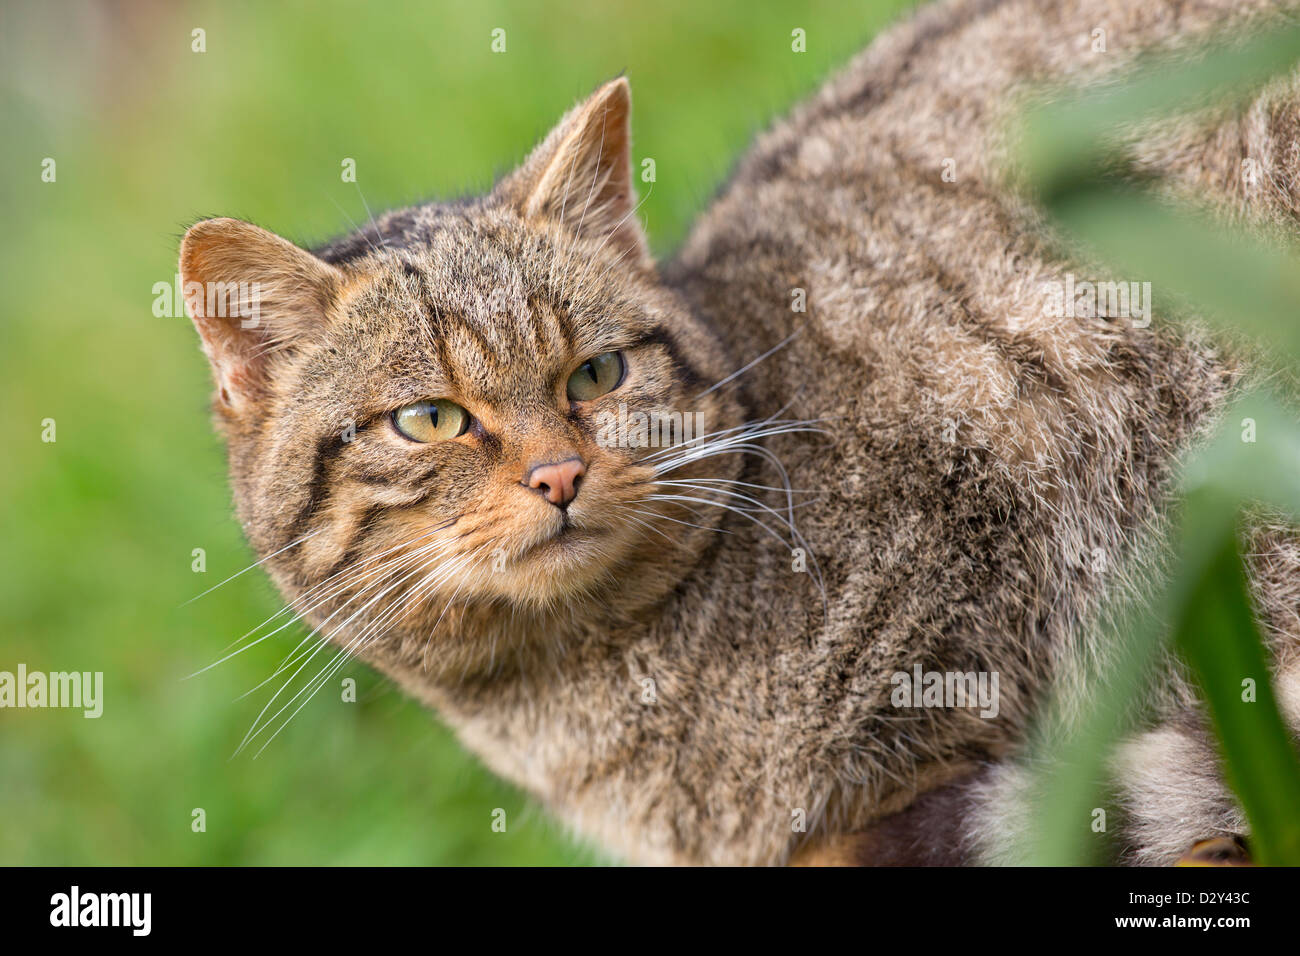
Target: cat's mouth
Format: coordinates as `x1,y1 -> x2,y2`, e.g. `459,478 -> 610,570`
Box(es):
507,508 -> 622,577
485,517 -> 617,602
527,519 -> 600,554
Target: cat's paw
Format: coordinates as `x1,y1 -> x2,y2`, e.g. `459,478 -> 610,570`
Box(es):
1175,835 -> 1252,867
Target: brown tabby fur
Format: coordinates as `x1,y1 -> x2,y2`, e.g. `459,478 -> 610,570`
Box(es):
182,0 -> 1300,865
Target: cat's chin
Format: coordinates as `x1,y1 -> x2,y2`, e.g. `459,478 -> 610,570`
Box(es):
462,523 -> 627,607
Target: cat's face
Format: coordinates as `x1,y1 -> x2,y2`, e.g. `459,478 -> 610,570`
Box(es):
182,79 -> 744,674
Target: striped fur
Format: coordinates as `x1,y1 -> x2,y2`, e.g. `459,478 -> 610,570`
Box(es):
184,1 -> 1300,865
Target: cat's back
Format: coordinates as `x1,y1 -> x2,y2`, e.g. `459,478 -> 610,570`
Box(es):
600,0 -> 1290,864
669,0 -> 1277,501
657,0 -> 1270,787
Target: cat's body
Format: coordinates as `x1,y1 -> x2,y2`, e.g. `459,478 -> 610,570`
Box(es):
183,0 -> 1300,865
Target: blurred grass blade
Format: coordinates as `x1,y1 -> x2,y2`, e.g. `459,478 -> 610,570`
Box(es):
1021,21 -> 1300,201
1022,602 -> 1165,866
1170,494 -> 1300,865
1016,10 -> 1300,863
1182,390 -> 1300,515
1050,188 -> 1300,361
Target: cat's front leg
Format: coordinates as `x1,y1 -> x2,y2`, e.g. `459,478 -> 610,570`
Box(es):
789,768 -> 996,866
1175,836 -> 1252,866
961,659 -> 1300,867
1113,655 -> 1300,867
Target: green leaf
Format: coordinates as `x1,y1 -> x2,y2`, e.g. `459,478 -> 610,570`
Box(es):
1181,390 -> 1300,516
1020,22 -> 1300,203
1015,18 -> 1300,866
1021,601 -> 1165,866
1170,496 -> 1300,866
1049,188 -> 1300,362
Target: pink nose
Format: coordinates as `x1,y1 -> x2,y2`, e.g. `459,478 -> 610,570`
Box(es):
525,457 -> 586,507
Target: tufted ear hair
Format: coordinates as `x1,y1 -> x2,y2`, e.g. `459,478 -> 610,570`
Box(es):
179,217 -> 344,413
497,77 -> 650,267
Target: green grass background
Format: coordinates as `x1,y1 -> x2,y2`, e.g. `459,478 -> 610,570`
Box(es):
0,0 -> 917,865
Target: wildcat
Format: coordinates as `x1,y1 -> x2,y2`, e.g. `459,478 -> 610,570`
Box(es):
181,0 -> 1300,865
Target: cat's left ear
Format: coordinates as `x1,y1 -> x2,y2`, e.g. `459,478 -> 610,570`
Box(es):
498,77 -> 650,266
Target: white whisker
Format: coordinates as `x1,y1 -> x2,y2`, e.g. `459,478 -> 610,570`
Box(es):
695,331 -> 800,399
180,529 -> 320,608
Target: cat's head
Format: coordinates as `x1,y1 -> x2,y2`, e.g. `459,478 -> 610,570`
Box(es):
181,79 -> 745,675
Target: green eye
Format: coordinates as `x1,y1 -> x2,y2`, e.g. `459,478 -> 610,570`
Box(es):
566,351 -> 625,402
392,399 -> 470,442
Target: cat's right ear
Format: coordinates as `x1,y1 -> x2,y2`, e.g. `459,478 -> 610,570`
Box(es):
179,218 -> 343,413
